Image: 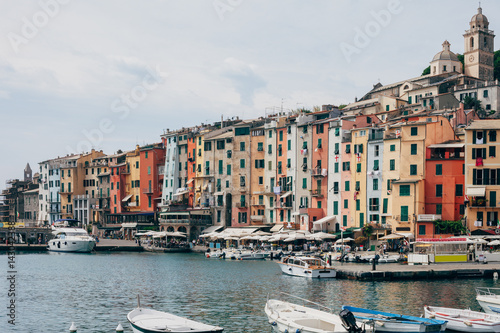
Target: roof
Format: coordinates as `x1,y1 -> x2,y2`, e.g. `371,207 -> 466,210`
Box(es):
467,120 -> 500,130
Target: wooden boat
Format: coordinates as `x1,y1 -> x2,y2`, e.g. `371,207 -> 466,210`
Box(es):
278,256 -> 336,278
477,287 -> 500,314
127,297 -> 223,333
265,293 -> 372,333
342,306 -> 446,333
424,305 -> 500,332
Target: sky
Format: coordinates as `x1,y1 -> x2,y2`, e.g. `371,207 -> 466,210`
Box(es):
0,0 -> 499,191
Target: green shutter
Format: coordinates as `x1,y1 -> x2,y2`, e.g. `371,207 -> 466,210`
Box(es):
401,206 -> 408,221
490,191 -> 496,207
383,198 -> 388,214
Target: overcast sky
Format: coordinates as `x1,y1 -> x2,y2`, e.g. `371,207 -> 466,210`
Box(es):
1,0 -> 498,191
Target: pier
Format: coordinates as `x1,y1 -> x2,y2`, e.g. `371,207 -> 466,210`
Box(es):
335,262 -> 500,281
0,239 -> 143,253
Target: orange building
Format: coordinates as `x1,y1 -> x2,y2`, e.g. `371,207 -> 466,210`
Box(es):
310,119 -> 329,223
420,141 -> 465,238
139,144 -> 165,212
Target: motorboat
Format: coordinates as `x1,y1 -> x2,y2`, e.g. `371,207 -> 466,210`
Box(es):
278,256 -> 336,278
374,254 -> 401,263
47,219 -> 96,253
236,250 -> 267,260
424,305 -> 500,332
342,306 -> 447,333
477,287 -> 500,314
265,293 -> 372,333
128,297 -> 223,333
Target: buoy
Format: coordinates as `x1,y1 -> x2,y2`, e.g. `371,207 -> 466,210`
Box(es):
69,322 -> 77,332
116,323 -> 124,332
494,272 -> 498,280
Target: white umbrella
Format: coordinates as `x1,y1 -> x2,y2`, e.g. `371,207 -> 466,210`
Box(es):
488,240 -> 500,246
240,235 -> 254,240
152,232 -> 167,238
309,232 -> 336,240
224,236 -> 240,241
379,234 -> 404,240
335,237 -> 354,243
171,231 -> 187,238
254,231 -> 272,236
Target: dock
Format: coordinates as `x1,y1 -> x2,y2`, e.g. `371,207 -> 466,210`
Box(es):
0,239 -> 143,253
335,262 -> 500,281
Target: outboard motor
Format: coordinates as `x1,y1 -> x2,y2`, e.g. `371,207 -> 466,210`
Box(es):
339,309 -> 364,333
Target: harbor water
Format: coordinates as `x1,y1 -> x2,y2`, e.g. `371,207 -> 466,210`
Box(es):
1,252 -> 499,332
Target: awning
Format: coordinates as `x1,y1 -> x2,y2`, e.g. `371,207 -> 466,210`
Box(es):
397,232 -> 414,239
122,194 -> 133,202
428,143 -> 465,148
173,190 -> 189,197
466,187 -> 486,197
121,222 -> 137,228
292,212 -> 300,216
202,225 -> 223,234
280,191 -> 293,199
270,224 -> 283,232
186,179 -> 194,185
313,216 -> 336,231
214,191 -> 224,196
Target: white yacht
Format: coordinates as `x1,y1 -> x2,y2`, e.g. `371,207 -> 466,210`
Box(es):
47,219 -> 96,253
278,256 -> 336,278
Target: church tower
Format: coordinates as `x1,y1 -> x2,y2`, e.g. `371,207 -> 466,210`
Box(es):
24,163 -> 32,182
463,6 -> 495,81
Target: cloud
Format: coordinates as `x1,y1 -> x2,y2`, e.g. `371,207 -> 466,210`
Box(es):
0,90 -> 11,99
219,57 -> 267,106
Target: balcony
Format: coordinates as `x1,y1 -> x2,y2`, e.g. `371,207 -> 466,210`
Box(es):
236,202 -> 247,208
311,189 -> 323,197
342,133 -> 352,143
469,198 -> 488,208
311,168 -> 327,177
369,205 -> 379,211
143,187 -> 154,194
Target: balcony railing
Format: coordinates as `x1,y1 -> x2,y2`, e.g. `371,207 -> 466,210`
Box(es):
311,189 -> 323,197
369,132 -> 384,141
236,202 -> 247,208
143,187 -> 154,194
311,168 -> 327,177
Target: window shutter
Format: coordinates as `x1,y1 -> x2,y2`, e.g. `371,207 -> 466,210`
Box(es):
473,169 -> 477,185
483,148 -> 487,159
484,130 -> 487,144
473,131 -> 476,144
472,148 -> 476,159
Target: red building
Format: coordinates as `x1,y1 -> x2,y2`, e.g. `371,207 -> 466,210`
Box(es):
139,144 -> 165,212
419,141 -> 465,238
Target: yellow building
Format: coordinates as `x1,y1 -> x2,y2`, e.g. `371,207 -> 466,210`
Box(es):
124,147 -> 141,212
465,120 -> 500,232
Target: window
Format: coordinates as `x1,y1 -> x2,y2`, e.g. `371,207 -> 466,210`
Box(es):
436,164 -> 442,175
227,165 -> 231,175
411,127 -> 418,136
344,199 -> 348,209
333,201 -> 338,215
400,185 -> 410,196
373,160 -> 379,171
436,204 -> 442,215
390,159 -> 395,171
490,191 -> 497,207
411,144 -> 417,155
278,144 -> 282,156
410,165 -> 417,175
343,215 -> 347,226
287,140 -> 291,151
390,144 -> 395,152
419,225 -> 426,235
345,144 -> 351,153
436,184 -> 442,197
239,142 -> 245,151
484,90 -> 489,98
490,146 -> 496,157
382,198 -> 388,214
279,130 -> 283,141
334,163 -> 339,173
333,182 -> 339,194
456,184 -> 463,196
373,179 -> 378,191
369,198 -> 379,211
148,166 -> 151,175
342,162 -> 350,171
316,124 -> 324,134
356,163 -> 361,172
218,160 -> 223,174
356,199 -> 360,211
317,139 -> 322,149
217,140 -> 225,150
401,206 -> 409,221
334,143 -> 339,155
240,159 -> 245,168
302,178 -> 307,189
489,131 -> 497,142
355,181 -> 360,191
345,181 -> 350,191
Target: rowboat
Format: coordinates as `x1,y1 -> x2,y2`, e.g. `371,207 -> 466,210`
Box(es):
477,287 -> 500,314
265,293 -> 372,333
424,305 -> 500,332
342,306 -> 446,333
278,256 -> 336,278
127,297 -> 223,333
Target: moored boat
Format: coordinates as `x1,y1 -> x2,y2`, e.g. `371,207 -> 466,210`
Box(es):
278,256 -> 336,278
127,297 -> 223,333
477,287 -> 500,314
424,305 -> 500,332
265,293 -> 372,333
342,306 -> 446,333
47,219 -> 96,253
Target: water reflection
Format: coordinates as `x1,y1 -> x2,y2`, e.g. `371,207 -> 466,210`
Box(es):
0,252 -> 498,332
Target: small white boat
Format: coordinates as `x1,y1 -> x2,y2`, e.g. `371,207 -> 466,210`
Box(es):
424,305 -> 500,332
236,251 -> 266,260
477,287 -> 500,314
127,298 -> 223,333
47,219 -> 96,253
374,254 -> 401,263
278,256 -> 336,278
265,293 -> 371,333
342,306 -> 446,333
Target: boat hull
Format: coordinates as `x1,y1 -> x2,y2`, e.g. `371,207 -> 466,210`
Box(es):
478,297 -> 500,314
265,299 -> 348,333
278,263 -> 336,278
127,307 -> 223,333
343,306 -> 446,333
48,239 -> 96,253
424,306 -> 500,332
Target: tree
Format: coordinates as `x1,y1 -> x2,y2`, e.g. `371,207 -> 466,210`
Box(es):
463,96 -> 486,117
422,66 -> 430,76
339,104 -> 347,110
495,50 -> 500,81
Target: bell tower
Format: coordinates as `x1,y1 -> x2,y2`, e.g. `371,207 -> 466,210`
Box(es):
463,6 -> 495,81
